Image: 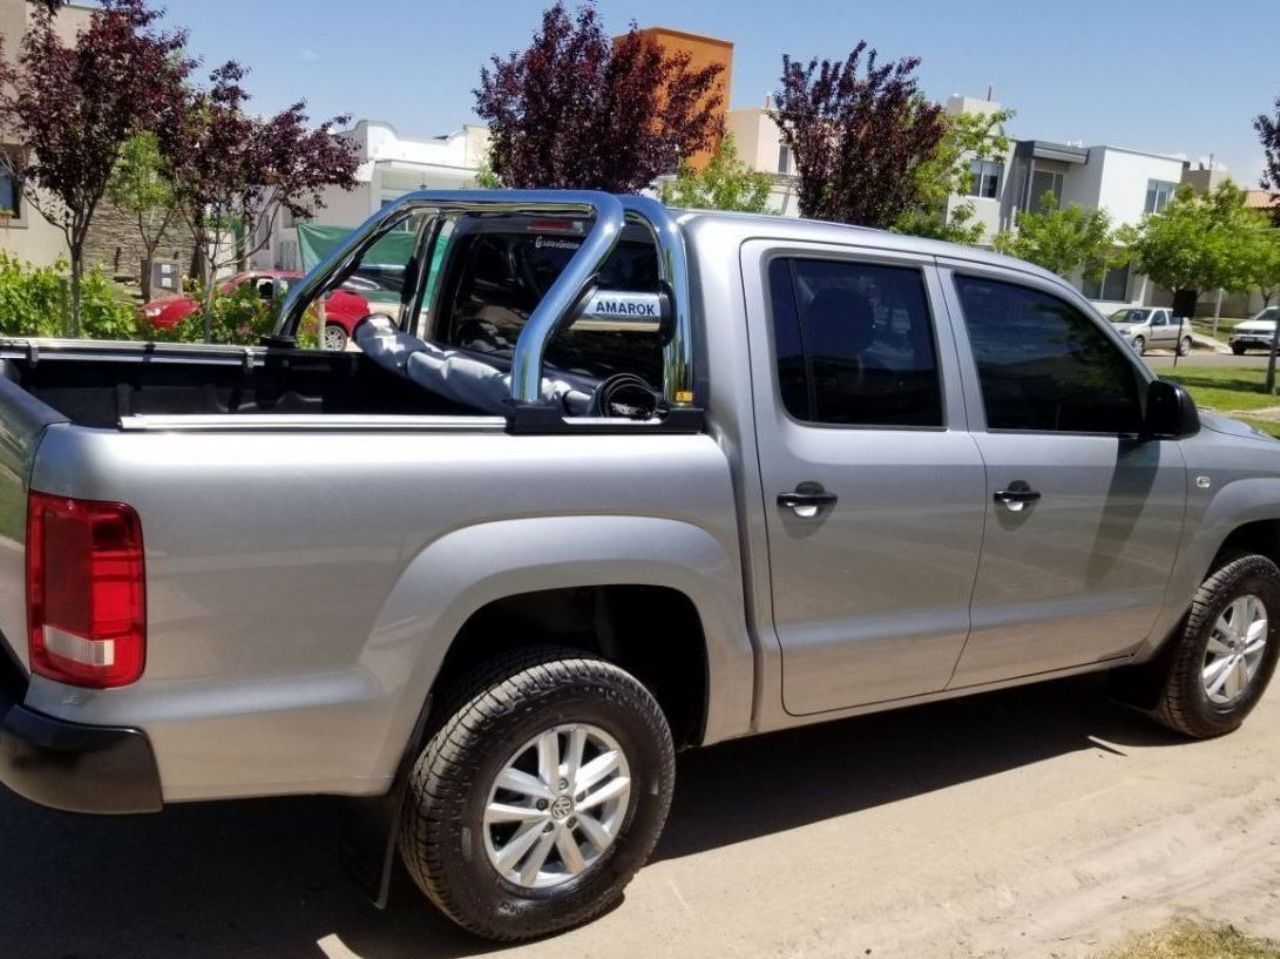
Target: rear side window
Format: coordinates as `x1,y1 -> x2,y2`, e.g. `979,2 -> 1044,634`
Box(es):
955,275 -> 1143,434
437,228 -> 663,384
767,257 -> 943,427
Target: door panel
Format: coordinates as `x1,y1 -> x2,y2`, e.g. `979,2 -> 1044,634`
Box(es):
953,432 -> 1186,686
943,266 -> 1187,686
742,242 -> 986,714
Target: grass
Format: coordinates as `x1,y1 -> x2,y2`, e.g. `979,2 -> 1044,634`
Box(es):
1097,921 -> 1280,959
1158,365 -> 1280,438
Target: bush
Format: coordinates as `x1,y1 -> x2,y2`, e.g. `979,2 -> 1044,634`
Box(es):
0,252 -> 138,339
149,280 -> 319,348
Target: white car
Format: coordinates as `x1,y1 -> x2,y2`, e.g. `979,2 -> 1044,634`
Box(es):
1229,306 -> 1280,355
1108,307 -> 1192,356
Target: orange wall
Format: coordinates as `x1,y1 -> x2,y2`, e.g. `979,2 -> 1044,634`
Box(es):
626,27 -> 733,171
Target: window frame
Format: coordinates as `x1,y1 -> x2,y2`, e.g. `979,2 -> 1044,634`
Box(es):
761,247 -> 953,433
1144,179 -> 1177,214
967,158 -> 1003,199
940,261 -> 1153,438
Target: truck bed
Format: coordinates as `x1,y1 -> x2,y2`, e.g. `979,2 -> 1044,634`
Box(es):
3,342 -> 476,429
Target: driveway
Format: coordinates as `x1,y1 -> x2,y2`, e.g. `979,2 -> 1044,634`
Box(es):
2,674 -> 1277,959
1145,351 -> 1272,369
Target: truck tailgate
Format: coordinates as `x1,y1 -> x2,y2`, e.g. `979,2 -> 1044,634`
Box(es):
0,362 -> 68,672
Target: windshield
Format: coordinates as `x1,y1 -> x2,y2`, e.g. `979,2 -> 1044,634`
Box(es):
1109,308 -> 1150,324
1252,306 -> 1280,323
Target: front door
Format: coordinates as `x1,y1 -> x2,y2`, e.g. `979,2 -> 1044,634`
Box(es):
742,242 -> 987,715
943,267 -> 1187,687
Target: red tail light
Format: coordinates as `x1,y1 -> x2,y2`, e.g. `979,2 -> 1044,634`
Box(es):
26,491 -> 146,688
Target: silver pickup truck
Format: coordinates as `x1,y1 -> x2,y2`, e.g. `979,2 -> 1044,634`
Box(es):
1,191 -> 1278,941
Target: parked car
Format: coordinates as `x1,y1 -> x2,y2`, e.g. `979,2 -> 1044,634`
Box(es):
1108,306 -> 1192,356
140,270 -> 371,350
1228,306 -> 1280,355
3,192 -> 1280,943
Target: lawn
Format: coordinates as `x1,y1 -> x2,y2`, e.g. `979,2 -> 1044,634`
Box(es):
1159,365 -> 1280,438
1097,921 -> 1280,959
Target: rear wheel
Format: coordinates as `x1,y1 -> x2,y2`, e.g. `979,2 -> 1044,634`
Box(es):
1152,552 -> 1280,738
398,648 -> 675,941
1132,335 -> 1146,355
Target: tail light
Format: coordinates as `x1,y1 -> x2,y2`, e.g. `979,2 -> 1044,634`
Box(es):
26,491 -> 146,688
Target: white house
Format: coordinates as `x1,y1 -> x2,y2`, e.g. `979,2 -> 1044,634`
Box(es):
259,119 -> 491,270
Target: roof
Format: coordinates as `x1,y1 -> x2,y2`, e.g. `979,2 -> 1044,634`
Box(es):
675,208 -> 1067,287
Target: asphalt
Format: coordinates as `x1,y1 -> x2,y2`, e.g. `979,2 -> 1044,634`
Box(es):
1,672 -> 1277,959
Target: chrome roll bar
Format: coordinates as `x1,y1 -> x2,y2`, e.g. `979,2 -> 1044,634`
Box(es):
275,189 -> 696,409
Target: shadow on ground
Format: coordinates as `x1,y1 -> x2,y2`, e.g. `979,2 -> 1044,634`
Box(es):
0,675 -> 1183,959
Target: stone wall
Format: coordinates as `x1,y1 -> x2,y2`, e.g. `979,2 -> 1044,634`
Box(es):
83,201 -> 195,287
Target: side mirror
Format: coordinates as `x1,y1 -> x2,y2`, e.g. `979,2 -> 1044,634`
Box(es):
1144,379 -> 1200,439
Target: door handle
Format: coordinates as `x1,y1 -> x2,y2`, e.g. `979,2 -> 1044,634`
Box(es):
993,481 -> 1041,512
777,484 -> 838,517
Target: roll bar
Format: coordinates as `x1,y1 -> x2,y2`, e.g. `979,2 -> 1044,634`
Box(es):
274,189 -> 696,409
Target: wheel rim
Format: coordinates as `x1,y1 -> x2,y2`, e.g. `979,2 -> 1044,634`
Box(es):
483,723 -> 631,889
1133,337 -> 1145,352
1203,593 -> 1269,706
323,325 -> 346,350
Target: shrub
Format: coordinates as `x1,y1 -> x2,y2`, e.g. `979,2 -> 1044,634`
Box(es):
149,280 -> 319,348
0,252 -> 137,339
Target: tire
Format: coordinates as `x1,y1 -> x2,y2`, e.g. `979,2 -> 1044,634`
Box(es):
1178,336 -> 1193,357
323,323 -> 348,351
1232,343 -> 1247,356
1132,335 -> 1146,355
399,648 -> 675,941
1152,552 -> 1280,738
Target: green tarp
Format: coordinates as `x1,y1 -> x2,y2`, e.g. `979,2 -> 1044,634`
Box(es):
296,224 -> 416,271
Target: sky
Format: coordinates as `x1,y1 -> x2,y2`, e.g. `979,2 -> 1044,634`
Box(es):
154,0 -> 1280,185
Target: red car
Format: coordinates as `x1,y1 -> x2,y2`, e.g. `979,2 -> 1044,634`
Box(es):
141,270 -> 372,350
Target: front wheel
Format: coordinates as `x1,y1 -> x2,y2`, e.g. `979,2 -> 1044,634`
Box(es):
1152,552 -> 1280,738
1132,335 -> 1146,355
1178,336 -> 1193,356
1232,343 -> 1248,356
323,323 -> 348,351
399,649 -> 675,941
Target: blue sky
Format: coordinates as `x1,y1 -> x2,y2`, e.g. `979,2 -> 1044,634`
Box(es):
155,0 -> 1278,184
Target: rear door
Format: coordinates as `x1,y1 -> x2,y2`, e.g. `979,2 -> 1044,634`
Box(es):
941,264 -> 1186,687
742,241 -> 986,715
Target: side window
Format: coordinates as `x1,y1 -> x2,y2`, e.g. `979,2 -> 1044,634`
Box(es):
767,257 -> 943,427
1151,311 -> 1167,327
955,275 -> 1143,434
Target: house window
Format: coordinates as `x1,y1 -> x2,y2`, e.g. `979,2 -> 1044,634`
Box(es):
777,144 -> 791,175
0,163 -> 20,219
1081,261 -> 1131,302
968,159 -> 1002,198
1144,179 -> 1176,214
1027,169 -> 1064,210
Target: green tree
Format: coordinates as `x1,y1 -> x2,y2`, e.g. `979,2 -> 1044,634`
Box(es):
107,130 -> 177,300
894,106 -> 1013,244
993,192 -> 1122,280
659,135 -> 773,213
1248,229 -> 1280,308
1130,182 -> 1259,318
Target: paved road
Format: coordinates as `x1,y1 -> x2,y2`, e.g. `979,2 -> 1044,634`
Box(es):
2,674 -> 1278,959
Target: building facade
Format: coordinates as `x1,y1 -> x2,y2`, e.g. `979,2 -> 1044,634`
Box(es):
0,0 -> 94,268
260,120 -> 491,271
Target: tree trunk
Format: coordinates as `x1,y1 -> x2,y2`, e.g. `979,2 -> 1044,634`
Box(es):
202,272 -> 216,343
68,245 -> 83,339
1268,319 -> 1280,395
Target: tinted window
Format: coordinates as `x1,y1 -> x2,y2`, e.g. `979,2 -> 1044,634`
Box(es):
768,257 -> 943,427
956,275 -> 1143,434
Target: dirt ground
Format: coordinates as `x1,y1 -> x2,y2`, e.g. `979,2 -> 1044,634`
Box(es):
1,673 -> 1277,959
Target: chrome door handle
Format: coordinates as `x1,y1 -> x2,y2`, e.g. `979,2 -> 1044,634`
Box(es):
777,484 -> 837,518
993,481 -> 1041,512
